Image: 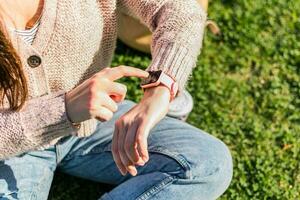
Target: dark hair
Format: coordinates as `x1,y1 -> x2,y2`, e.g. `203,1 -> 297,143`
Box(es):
0,26 -> 28,111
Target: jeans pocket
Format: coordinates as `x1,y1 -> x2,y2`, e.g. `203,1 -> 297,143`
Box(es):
148,147 -> 192,180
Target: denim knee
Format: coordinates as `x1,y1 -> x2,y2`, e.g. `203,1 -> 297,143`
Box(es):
150,133 -> 233,200
180,135 -> 233,198
146,116 -> 233,198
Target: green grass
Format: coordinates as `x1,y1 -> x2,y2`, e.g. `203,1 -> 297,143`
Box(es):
49,0 -> 300,199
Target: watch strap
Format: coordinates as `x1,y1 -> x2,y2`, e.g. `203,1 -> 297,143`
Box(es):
159,72 -> 178,101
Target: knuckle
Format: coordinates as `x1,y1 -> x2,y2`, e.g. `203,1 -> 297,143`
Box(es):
97,76 -> 109,85
89,82 -> 98,95
101,79 -> 112,90
102,77 -> 110,83
91,75 -> 100,82
94,72 -> 109,82
101,67 -> 111,74
94,74 -> 103,80
93,72 -> 101,78
93,72 -> 100,78
118,65 -> 126,73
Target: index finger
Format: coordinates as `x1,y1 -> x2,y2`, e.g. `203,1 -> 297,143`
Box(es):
105,66 -> 149,81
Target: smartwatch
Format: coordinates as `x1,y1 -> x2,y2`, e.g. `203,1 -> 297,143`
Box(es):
140,70 -> 178,101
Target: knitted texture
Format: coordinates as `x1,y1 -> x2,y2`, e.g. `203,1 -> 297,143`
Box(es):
0,0 -> 206,159
118,0 -> 207,90
0,91 -> 76,159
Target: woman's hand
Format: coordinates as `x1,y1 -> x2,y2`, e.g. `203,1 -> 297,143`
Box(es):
65,66 -> 149,123
112,86 -> 171,176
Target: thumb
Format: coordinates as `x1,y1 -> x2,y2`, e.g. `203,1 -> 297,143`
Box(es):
136,123 -> 151,162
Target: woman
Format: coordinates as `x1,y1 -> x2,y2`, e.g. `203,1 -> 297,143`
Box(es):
0,0 -> 232,199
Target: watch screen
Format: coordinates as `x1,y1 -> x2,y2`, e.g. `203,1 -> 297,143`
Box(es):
140,70 -> 162,86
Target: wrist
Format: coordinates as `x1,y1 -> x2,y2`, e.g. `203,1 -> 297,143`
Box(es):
140,70 -> 178,101
65,92 -> 81,129
143,85 -> 171,100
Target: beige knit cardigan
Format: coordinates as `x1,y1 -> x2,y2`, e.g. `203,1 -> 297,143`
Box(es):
0,0 -> 206,159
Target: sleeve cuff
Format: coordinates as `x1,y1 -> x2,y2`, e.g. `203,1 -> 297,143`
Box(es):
20,91 -> 77,144
146,42 -> 197,91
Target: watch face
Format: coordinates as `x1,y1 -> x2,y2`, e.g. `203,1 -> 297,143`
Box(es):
140,70 -> 162,86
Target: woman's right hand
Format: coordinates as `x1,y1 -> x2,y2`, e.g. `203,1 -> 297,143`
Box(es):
65,66 -> 149,123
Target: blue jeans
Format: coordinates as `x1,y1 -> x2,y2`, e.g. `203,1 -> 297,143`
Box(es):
0,100 -> 232,200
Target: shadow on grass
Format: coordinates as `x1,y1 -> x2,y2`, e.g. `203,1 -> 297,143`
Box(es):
49,172 -> 114,200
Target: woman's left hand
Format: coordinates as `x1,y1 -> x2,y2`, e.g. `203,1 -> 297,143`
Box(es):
112,86 -> 171,176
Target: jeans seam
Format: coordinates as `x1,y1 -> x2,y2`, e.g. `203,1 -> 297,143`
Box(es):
136,176 -> 174,200
149,148 -> 192,179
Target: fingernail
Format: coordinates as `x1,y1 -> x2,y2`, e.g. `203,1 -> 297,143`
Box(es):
122,170 -> 127,176
128,166 -> 137,176
142,156 -> 149,162
130,169 -> 138,176
130,170 -> 137,176
136,158 -> 145,166
136,160 -> 145,166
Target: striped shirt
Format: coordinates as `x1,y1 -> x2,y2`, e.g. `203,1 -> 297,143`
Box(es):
14,21 -> 40,45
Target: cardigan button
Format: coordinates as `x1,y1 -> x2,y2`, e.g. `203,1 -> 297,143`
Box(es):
27,55 -> 42,68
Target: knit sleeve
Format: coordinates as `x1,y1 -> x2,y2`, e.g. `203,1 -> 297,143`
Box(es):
117,0 -> 207,91
0,91 -> 76,159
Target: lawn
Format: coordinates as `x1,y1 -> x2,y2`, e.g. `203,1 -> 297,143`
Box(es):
49,0 -> 300,199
